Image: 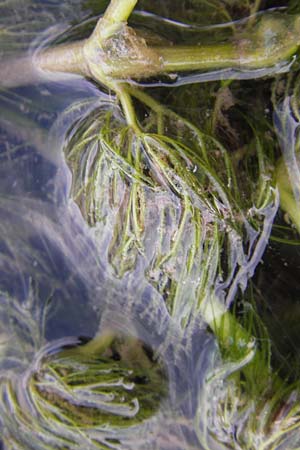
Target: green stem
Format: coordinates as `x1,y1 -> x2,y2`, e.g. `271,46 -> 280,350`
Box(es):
92,0 -> 138,42
59,330 -> 115,358
0,41 -> 91,89
2,13 -> 300,89
102,0 -> 138,26
154,44 -> 238,72
37,40 -> 90,78
106,32 -> 299,78
115,84 -> 140,133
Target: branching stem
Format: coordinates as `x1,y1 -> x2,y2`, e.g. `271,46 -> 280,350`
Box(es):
1,9 -> 300,90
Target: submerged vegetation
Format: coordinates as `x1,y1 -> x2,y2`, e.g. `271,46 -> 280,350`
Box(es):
1,0 -> 300,448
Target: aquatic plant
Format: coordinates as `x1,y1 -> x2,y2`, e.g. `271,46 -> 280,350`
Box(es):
1,0 -> 300,449
273,73 -> 300,234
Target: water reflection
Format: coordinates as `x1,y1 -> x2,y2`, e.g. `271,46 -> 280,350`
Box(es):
0,78 -> 231,448
0,73 -> 219,448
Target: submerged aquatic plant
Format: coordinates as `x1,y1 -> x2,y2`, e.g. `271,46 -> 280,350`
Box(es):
0,329 -> 168,449
1,0 -> 300,449
273,73 -> 300,234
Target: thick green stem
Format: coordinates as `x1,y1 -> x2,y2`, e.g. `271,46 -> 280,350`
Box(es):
6,37 -> 295,89
0,41 -> 90,88
37,40 -> 90,78
92,0 -> 138,43
102,0 -> 138,27
156,44 -> 296,73
86,12 -> 300,79
155,44 -> 238,73
2,13 -> 300,89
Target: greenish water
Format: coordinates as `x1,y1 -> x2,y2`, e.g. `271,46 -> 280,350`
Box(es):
1,1 -> 300,449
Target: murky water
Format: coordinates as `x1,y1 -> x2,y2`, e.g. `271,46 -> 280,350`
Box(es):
1,1 -> 300,449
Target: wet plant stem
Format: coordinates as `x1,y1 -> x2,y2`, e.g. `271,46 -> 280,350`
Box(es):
1,8 -> 300,89
115,84 -> 140,133
98,0 -> 138,39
